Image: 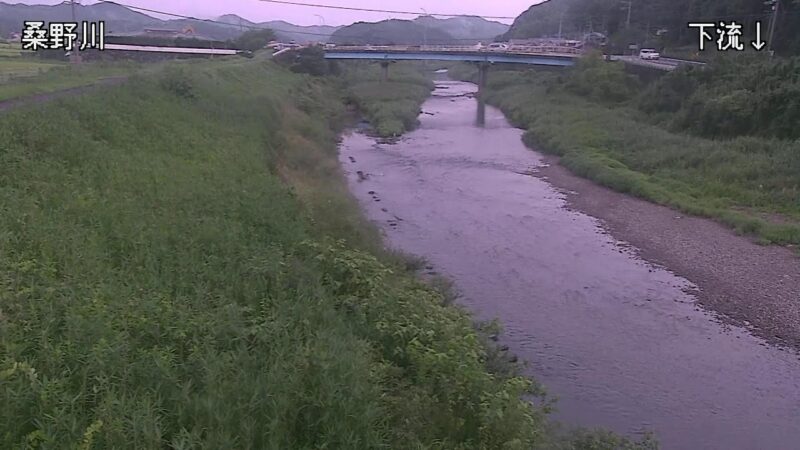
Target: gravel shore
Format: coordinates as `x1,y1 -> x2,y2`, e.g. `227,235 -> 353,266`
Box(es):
536,154 -> 800,351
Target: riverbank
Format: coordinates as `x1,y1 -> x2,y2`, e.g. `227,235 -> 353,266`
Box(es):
340,62 -> 433,137
446,64 -> 800,349
0,61 -> 143,102
338,79 -> 800,449
535,152 -> 800,349
0,59 -> 546,448
450,64 -> 800,247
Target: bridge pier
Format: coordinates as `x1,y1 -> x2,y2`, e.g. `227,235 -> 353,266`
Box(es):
476,96 -> 486,127
477,62 -> 490,92
380,61 -> 390,82
476,62 -> 490,126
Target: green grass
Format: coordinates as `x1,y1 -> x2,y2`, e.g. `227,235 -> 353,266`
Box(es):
0,42 -> 27,59
0,58 -> 658,449
0,61 -> 143,101
0,58 -> 574,449
341,62 -> 434,137
459,67 -> 800,246
0,43 -> 60,80
0,58 -> 65,81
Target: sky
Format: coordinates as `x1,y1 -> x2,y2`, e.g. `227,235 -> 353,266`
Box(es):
17,1 -> 540,26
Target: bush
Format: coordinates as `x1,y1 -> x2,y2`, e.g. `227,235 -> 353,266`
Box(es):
228,28 -> 276,52
158,67 -> 196,99
639,56 -> 800,139
479,68 -> 800,245
342,63 -> 434,137
565,54 -> 640,104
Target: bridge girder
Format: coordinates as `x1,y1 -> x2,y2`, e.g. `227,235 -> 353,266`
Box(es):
323,51 -> 577,67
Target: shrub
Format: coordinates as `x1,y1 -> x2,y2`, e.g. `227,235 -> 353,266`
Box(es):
565,54 -> 639,104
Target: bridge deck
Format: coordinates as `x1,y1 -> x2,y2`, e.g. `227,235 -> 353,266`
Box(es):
324,45 -> 581,66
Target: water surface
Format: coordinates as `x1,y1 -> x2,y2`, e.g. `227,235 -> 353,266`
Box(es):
339,81 -> 800,450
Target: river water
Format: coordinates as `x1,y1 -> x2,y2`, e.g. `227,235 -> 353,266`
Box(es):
338,80 -> 800,450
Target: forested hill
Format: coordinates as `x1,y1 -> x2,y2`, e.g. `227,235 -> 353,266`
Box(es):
0,2 -> 339,43
504,0 -> 800,55
330,19 -> 456,45
414,16 -> 509,42
330,16 -> 508,45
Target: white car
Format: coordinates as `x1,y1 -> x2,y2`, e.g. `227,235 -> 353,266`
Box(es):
639,48 -> 660,60
487,43 -> 509,51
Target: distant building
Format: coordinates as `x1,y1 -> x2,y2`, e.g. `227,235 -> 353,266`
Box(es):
8,32 -> 21,41
141,26 -> 196,38
583,32 -> 608,47
107,26 -> 216,42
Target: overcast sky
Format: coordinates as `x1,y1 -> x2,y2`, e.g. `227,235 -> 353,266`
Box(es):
18,1 -> 540,26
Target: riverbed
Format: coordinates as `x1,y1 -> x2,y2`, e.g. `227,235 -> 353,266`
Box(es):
338,80 -> 800,450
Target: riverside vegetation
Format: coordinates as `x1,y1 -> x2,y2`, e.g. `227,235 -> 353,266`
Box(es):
450,54 -> 800,247
0,58 -> 656,449
0,62 -> 145,102
340,62 -> 434,137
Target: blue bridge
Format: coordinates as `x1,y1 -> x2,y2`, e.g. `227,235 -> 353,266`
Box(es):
324,45 -> 582,126
323,45 -> 581,67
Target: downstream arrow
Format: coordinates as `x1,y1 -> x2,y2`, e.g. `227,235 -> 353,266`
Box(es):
752,21 -> 766,50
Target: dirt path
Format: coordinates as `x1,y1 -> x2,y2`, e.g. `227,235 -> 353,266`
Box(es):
0,76 -> 129,113
535,154 -> 800,351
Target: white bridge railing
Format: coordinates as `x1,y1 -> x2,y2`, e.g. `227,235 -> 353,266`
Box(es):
328,45 -> 584,56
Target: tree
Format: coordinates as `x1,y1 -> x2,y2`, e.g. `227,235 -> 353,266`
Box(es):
503,0 -> 800,55
229,28 -> 276,52
289,46 -> 332,76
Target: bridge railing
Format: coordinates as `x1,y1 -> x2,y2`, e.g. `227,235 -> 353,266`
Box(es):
508,45 -> 583,55
328,45 -> 584,56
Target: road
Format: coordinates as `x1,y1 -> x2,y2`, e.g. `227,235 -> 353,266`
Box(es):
610,55 -> 706,71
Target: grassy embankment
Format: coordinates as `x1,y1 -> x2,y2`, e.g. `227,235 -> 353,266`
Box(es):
340,62 -> 434,137
449,58 -> 800,247
0,42 -> 65,86
0,57 -> 658,449
0,59 -> 147,102
0,42 -> 28,59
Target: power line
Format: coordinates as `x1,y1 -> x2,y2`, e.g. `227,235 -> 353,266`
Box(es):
99,1 -> 798,44
255,0 -> 517,20
98,1 -> 508,42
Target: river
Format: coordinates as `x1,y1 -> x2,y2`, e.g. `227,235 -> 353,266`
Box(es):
338,80 -> 800,450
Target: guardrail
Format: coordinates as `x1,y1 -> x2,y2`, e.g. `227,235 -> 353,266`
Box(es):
327,45 -> 584,56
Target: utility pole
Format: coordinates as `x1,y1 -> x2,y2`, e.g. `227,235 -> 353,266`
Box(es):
767,0 -> 780,54
623,0 -> 633,28
70,0 -> 82,64
558,12 -> 564,40
420,8 -> 428,48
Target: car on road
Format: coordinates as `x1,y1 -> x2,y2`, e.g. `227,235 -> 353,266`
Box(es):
487,43 -> 509,52
639,48 -> 660,60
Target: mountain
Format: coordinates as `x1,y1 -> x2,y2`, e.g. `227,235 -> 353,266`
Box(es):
329,16 -> 508,46
503,0 -> 800,55
217,14 -> 258,29
261,20 -> 339,43
0,1 -> 160,36
212,17 -> 339,43
413,16 -> 508,43
0,2 -> 340,44
330,19 -> 457,45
